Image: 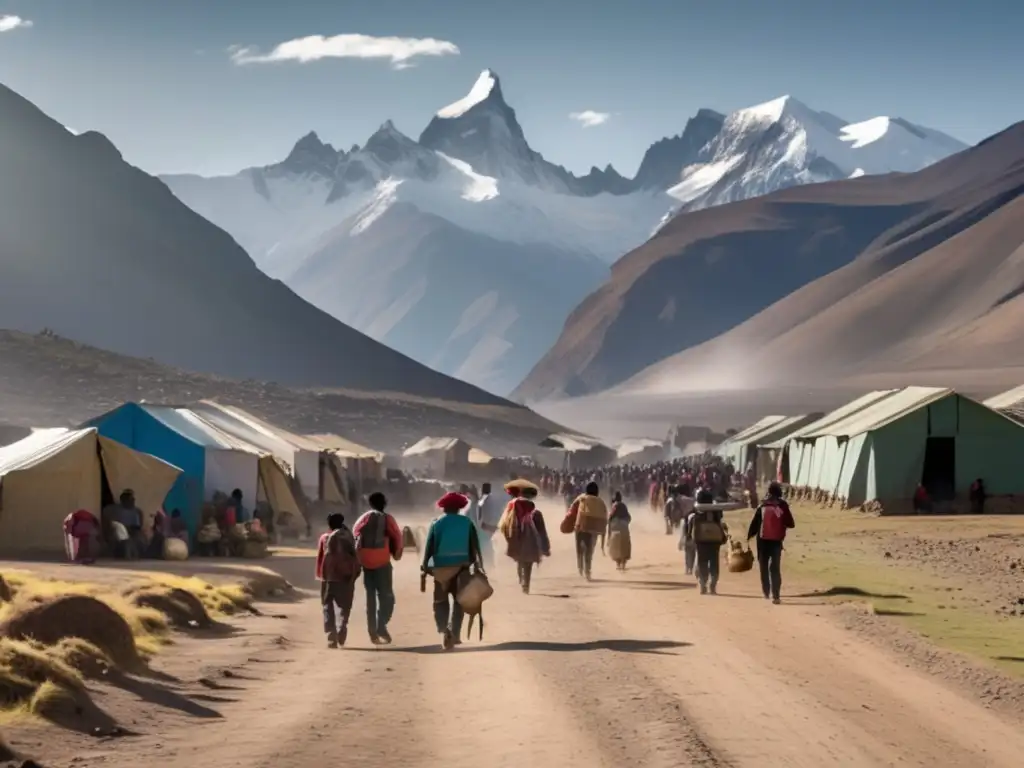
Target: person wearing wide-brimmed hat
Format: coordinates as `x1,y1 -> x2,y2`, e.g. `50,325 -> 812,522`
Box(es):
421,491 -> 483,650
498,483 -> 550,594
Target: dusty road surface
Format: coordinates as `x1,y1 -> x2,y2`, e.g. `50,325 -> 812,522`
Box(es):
30,510 -> 1024,768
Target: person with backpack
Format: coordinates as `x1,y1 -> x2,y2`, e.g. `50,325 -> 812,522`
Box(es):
421,491 -> 484,650
315,512 -> 360,648
691,488 -> 728,595
747,482 -> 795,604
352,492 -> 404,645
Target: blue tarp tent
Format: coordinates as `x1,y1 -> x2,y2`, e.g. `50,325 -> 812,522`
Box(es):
82,403 -> 261,536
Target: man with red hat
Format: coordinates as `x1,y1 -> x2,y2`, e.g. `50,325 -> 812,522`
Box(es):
421,491 -> 484,650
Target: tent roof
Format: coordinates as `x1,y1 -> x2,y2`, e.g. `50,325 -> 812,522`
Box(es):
403,437 -> 463,457
301,433 -> 383,460
803,386 -> 951,439
717,415 -> 787,454
0,427 -> 94,477
191,402 -> 307,463
743,413 -> 823,449
983,385 -> 1024,423
617,438 -> 664,458
764,390 -> 900,447
139,405 -> 263,454
539,433 -> 608,453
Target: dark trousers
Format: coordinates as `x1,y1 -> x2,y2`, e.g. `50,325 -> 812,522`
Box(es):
362,564 -> 395,637
517,561 -> 534,591
433,577 -> 465,637
757,539 -> 784,599
575,532 -> 597,577
321,579 -> 355,635
695,542 -> 721,591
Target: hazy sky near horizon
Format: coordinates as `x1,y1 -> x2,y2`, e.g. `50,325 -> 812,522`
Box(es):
1,0 -> 1020,177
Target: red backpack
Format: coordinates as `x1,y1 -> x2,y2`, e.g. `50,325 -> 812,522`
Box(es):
322,528 -> 360,581
760,501 -> 788,541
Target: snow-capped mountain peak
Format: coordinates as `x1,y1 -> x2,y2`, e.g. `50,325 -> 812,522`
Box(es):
662,94 -> 969,212
279,130 -> 339,178
160,76 -> 969,395
436,69 -> 502,119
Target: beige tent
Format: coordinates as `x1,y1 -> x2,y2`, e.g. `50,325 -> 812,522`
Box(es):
402,437 -> 471,477
0,428 -> 181,556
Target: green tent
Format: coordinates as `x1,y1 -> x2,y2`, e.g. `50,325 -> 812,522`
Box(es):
781,387 -> 1024,509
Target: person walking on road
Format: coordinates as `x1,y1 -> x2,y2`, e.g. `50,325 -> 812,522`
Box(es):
747,482 -> 795,604
499,484 -> 550,593
568,481 -> 608,581
353,492 -> 404,645
607,491 -> 632,571
421,492 -> 483,650
691,488 -> 728,595
315,512 -> 360,648
677,484 -> 698,575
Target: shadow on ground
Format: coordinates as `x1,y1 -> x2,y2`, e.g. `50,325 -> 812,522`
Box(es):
377,639 -> 692,656
584,578 -> 696,592
793,586 -> 909,601
872,608 -> 925,617
994,655 -> 1024,663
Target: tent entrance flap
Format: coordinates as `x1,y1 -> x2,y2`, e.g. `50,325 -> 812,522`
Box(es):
922,437 -> 955,501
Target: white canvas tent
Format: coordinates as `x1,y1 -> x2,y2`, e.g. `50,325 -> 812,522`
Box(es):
402,437 -> 471,477
191,401 -> 323,500
0,428 -> 181,556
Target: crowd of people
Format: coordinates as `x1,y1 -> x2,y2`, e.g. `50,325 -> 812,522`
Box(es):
314,456 -> 796,651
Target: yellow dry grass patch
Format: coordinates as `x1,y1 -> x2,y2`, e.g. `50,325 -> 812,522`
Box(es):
0,565 -> 282,723
0,572 -> 168,657
139,573 -> 253,617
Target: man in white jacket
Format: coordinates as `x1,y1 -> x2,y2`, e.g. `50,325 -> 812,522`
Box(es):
472,482 -> 505,568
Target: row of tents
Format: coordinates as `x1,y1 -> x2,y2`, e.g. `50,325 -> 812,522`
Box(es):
0,401 -> 384,557
714,385 -> 1024,514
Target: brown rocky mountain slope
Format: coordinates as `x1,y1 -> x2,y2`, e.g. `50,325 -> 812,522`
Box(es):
515,121 -> 1024,401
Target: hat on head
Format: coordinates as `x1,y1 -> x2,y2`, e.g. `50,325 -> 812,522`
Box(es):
504,478 -> 539,494
437,492 -> 469,510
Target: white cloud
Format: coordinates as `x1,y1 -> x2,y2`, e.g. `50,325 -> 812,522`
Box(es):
229,33 -> 459,69
569,110 -> 611,128
0,15 -> 33,33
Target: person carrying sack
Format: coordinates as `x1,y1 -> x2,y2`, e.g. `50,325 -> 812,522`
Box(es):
421,492 -> 484,651
692,488 -> 728,595
568,482 -> 608,581
747,482 -> 795,604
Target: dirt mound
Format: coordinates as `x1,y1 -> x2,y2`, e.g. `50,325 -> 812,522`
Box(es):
0,576 -> 11,604
54,638 -> 112,679
125,587 -> 212,630
0,596 -> 138,668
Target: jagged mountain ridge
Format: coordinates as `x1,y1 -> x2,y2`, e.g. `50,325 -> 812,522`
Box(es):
160,70 -> 966,394
0,80 -> 508,407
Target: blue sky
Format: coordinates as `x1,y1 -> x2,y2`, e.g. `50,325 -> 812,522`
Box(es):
0,0 -> 1020,177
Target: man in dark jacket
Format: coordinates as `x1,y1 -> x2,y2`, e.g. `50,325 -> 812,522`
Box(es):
747,482 -> 795,604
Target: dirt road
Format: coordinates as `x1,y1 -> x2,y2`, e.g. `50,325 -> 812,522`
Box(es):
56,512 -> 1024,768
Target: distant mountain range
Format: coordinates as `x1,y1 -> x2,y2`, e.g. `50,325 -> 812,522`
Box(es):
514,120 -> 1024,402
0,81 -> 505,408
162,70 -> 966,394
